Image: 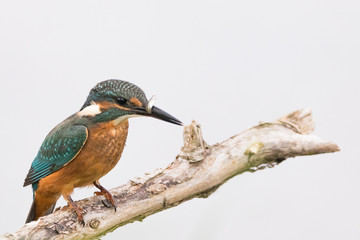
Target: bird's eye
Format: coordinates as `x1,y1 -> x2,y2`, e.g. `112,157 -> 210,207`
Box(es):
116,97 -> 127,105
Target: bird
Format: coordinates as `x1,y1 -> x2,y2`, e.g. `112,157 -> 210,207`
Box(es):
23,79 -> 182,225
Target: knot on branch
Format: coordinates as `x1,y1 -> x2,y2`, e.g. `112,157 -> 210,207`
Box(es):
277,108 -> 314,134
179,120 -> 208,163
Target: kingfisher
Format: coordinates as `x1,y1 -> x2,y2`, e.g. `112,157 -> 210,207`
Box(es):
23,79 -> 182,225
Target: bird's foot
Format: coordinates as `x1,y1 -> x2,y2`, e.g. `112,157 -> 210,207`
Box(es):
73,205 -> 86,226
76,212 -> 86,227
64,194 -> 86,226
93,180 -> 117,212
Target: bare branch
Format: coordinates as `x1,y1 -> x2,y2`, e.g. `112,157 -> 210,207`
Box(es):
1,109 -> 339,240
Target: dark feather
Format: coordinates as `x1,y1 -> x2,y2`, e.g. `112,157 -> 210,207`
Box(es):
25,199 -> 56,223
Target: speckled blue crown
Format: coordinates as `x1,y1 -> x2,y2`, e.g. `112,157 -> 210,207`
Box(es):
81,79 -> 148,110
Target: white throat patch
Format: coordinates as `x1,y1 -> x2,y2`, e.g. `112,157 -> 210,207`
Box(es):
112,114 -> 141,126
77,101 -> 101,117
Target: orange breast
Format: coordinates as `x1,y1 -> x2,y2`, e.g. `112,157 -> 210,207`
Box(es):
38,119 -> 129,196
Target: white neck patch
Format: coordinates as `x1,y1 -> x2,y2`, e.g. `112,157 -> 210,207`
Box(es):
77,101 -> 102,117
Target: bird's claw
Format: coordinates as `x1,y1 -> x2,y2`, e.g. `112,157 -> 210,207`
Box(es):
64,194 -> 87,226
78,215 -> 85,227
74,207 -> 86,226
93,182 -> 117,212
94,191 -> 117,211
101,199 -> 117,211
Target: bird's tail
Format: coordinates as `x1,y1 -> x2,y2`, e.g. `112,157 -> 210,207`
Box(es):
25,199 -> 56,224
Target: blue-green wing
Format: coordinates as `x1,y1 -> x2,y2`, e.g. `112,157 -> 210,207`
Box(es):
23,124 -> 88,187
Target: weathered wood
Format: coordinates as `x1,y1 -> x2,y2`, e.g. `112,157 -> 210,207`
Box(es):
1,109 -> 339,240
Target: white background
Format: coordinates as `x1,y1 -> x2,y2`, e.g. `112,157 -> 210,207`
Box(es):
0,1 -> 359,239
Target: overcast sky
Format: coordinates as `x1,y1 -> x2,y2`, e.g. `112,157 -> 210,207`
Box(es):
0,1 -> 359,239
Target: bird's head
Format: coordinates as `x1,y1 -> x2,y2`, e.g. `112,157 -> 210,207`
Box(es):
78,79 -> 182,126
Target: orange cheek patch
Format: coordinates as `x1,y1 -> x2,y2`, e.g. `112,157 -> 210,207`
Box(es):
129,97 -> 143,107
98,101 -> 130,111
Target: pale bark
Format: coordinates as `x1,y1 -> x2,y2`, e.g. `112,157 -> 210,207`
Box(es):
1,109 -> 340,240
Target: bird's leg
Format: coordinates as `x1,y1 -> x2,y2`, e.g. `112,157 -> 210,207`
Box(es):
93,180 -> 117,211
63,194 -> 85,226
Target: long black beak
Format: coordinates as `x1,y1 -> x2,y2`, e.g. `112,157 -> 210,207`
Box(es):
150,106 -> 183,126
133,106 -> 183,126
